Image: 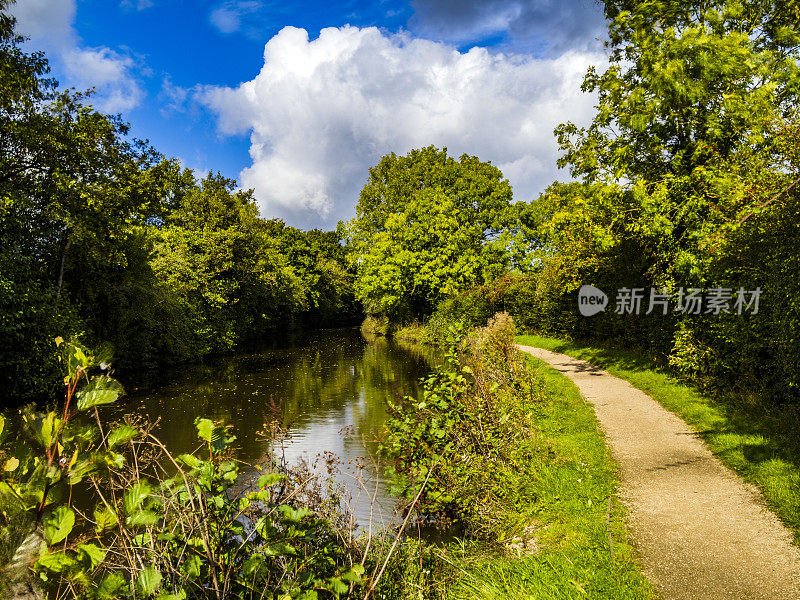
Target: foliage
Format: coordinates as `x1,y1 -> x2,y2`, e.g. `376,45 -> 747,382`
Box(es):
360,315 -> 390,339
0,338 -> 369,599
347,147 -> 515,322
502,0 -> 800,401
0,2 -> 185,400
268,221 -> 361,328
382,319 -> 653,598
148,174 -> 305,361
381,314 -> 537,537
0,6 -> 361,399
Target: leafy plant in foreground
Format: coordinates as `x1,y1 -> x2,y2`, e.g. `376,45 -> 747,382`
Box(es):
0,339 -> 366,599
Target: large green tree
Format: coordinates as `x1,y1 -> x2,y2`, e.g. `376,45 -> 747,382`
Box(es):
552,0 -> 800,286
526,0 -> 800,395
149,174 -> 304,360
348,146 -> 515,320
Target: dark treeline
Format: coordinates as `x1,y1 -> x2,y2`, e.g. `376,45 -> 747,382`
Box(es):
0,6 -> 359,404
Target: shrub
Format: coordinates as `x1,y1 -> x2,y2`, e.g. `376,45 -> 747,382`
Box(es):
381,315 -> 539,539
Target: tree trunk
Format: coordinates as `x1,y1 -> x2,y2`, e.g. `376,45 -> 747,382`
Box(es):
53,237 -> 72,310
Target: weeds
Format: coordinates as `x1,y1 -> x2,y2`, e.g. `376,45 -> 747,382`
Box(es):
381,315 -> 654,599
0,338 -> 414,599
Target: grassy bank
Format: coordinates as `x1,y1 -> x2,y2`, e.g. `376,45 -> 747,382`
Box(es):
382,317 -> 653,599
517,334 -> 800,546
441,353 -> 653,599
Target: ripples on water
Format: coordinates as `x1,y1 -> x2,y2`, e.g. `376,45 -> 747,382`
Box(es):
123,328 -> 438,529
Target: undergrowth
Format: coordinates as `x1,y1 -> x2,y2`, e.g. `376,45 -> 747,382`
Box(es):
381,315 -> 653,599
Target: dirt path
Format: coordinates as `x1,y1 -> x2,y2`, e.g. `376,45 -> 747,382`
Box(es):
517,345 -> 800,600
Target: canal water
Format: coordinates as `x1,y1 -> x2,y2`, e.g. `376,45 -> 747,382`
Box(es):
122,328 -> 436,530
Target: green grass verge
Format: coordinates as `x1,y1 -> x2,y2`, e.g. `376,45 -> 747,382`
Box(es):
517,334 -> 800,547
443,355 -> 653,600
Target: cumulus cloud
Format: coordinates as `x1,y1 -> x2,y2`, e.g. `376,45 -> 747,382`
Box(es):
197,25 -> 603,227
409,0 -> 607,54
10,0 -> 144,113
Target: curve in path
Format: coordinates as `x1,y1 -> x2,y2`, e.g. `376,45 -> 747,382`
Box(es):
517,345 -> 800,600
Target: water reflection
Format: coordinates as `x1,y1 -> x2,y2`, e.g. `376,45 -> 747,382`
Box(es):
122,328 -> 437,528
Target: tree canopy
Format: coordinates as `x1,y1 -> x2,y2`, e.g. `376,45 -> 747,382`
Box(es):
348,146 -> 515,320
0,5 -> 360,401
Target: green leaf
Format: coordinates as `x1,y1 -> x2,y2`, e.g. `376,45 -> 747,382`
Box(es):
76,543 -> 106,568
36,551 -> 76,573
43,506 -> 75,545
242,554 -> 263,576
76,375 -> 124,411
194,418 -> 214,442
107,424 -> 139,448
136,566 -> 163,596
93,573 -> 126,599
264,542 -> 296,556
124,480 -> 152,514
68,457 -> 99,485
257,472 -> 284,488
156,591 -> 187,600
22,410 -> 60,449
103,451 -> 125,469
64,342 -> 91,379
328,577 -> 349,594
176,454 -> 202,469
180,554 -> 202,579
93,504 -> 118,532
127,510 -> 161,527
193,417 -> 234,452
278,504 -> 313,523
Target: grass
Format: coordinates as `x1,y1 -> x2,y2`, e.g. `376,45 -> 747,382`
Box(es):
517,334 -> 800,546
441,354 -> 654,600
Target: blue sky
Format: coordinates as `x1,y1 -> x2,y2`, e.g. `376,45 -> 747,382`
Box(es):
10,0 -> 608,228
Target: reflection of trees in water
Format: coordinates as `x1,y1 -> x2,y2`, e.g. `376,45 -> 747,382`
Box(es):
122,329 -> 435,465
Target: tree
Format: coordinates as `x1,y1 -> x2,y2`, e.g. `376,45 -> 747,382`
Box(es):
348,146 -> 514,320
266,221 -> 360,328
553,0 -> 800,285
150,173 -> 305,358
0,3 -> 180,400
530,0 -> 800,396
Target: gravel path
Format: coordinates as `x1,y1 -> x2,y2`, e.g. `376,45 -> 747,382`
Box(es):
517,345 -> 800,600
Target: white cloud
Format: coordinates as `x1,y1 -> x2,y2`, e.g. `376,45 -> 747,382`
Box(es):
209,1 -> 263,35
10,0 -> 144,113
198,25 -> 603,227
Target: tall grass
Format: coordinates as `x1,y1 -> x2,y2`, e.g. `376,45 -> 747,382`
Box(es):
443,353 -> 653,599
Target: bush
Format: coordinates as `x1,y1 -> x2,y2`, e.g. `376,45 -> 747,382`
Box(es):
381,314 -> 539,539
361,315 -> 390,338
